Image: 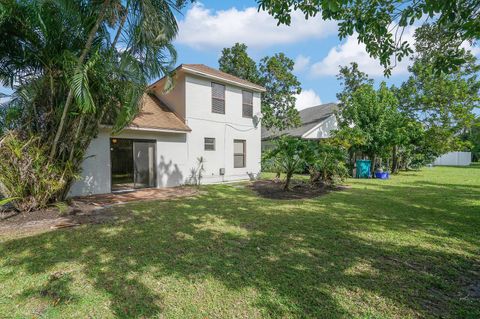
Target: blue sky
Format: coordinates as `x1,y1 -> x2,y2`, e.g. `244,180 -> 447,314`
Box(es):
172,1 -> 422,109
2,1 -> 479,111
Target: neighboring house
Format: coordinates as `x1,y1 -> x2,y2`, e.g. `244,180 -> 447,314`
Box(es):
261,103 -> 338,150
69,64 -> 265,196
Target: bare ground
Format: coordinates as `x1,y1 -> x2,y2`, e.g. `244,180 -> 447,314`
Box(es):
0,186 -> 199,236
248,179 -> 348,200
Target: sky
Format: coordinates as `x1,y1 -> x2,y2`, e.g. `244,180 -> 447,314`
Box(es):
2,0 -> 479,111
172,1 -> 479,110
170,0 -> 412,110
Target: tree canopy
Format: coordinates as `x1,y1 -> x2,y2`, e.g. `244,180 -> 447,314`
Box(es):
256,0 -> 480,75
218,43 -> 261,84
0,0 -> 188,207
218,44 -> 301,131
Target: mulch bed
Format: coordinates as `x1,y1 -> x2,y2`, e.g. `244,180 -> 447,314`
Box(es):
249,179 -> 348,200
0,186 -> 199,236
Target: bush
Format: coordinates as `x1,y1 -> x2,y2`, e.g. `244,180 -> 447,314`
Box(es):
0,131 -> 76,212
306,142 -> 349,186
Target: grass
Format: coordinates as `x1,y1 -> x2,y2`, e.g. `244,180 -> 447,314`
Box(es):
1,166 -> 479,318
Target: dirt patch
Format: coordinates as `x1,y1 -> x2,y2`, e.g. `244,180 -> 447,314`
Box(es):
0,186 -> 199,237
249,180 -> 347,200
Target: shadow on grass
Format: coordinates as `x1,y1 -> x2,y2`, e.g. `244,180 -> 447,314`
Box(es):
1,177 -> 479,318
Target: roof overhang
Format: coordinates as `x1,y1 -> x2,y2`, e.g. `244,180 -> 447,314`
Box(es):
100,125 -> 190,134
181,66 -> 266,93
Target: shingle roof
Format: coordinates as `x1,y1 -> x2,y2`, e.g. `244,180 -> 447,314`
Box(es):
129,94 -> 191,132
181,64 -> 266,92
262,103 -> 338,139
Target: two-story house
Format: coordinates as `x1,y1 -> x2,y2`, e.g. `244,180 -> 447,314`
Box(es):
69,64 -> 265,196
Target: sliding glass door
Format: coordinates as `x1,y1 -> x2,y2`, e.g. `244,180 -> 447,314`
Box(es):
110,139 -> 156,191
133,141 -> 156,188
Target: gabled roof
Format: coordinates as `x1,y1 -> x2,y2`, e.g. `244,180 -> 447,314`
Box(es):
179,64 -> 266,92
262,103 -> 338,140
128,94 -> 191,132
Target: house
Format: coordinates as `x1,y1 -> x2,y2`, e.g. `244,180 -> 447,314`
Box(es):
69,64 -> 265,196
261,103 -> 338,150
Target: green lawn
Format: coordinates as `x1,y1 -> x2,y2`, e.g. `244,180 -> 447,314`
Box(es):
1,166 -> 479,318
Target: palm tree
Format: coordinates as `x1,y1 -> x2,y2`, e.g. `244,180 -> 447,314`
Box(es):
0,0 -> 188,205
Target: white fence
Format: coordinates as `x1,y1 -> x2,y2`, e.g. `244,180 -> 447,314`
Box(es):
434,152 -> 472,166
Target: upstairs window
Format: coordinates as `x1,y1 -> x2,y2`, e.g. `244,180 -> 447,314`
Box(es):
204,137 -> 215,151
212,83 -> 225,114
234,140 -> 246,168
242,91 -> 253,118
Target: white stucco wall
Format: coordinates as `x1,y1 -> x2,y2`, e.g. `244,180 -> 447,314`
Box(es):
302,114 -> 338,139
184,74 -> 261,183
69,72 -> 262,197
69,129 -> 189,197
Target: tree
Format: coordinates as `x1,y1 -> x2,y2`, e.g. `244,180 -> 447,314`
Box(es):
218,43 -> 260,84
335,83 -> 399,176
0,0 -> 188,208
256,0 -> 480,75
305,141 -> 348,186
336,62 -> 373,106
263,136 -> 309,190
259,53 -> 301,130
396,23 -> 480,157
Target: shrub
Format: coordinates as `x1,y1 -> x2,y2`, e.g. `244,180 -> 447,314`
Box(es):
306,142 -> 349,186
0,131 -> 76,212
262,136 -> 310,190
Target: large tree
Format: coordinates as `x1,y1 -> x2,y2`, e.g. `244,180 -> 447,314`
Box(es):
218,43 -> 260,84
259,53 -> 301,130
257,0 -> 480,75
0,0 -> 188,208
335,82 -> 400,175
396,23 -> 480,154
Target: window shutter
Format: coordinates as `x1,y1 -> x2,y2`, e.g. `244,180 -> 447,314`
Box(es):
212,83 -> 225,114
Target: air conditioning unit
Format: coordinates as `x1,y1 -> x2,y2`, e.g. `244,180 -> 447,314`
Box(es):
219,168 -> 225,175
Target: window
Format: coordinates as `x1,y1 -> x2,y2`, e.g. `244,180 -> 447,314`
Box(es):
212,83 -> 225,114
204,137 -> 215,151
234,140 -> 246,168
242,91 -> 253,118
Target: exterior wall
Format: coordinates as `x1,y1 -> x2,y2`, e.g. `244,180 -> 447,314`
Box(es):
184,74 -> 262,183
69,130 -> 111,196
302,115 -> 338,139
151,73 -> 186,121
70,72 -> 262,196
434,152 -> 472,166
69,128 -> 189,197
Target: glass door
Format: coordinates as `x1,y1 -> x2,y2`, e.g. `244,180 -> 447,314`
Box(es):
133,141 -> 156,188
111,139 -> 134,191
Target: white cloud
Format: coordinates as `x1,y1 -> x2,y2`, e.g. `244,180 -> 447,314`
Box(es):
311,27 -> 416,77
295,89 -> 322,111
176,3 -> 337,49
294,54 -> 311,72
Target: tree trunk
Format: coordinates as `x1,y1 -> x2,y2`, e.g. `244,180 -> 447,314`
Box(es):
391,145 -> 398,173
370,154 -> 376,178
50,0 -> 110,160
111,7 -> 128,50
284,171 -> 293,191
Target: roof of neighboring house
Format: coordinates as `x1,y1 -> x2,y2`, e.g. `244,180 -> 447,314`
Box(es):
128,94 -> 191,132
151,64 -> 266,92
262,103 -> 338,140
